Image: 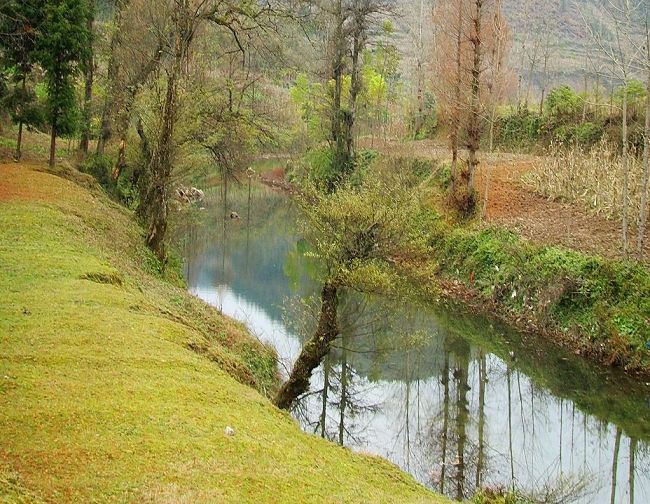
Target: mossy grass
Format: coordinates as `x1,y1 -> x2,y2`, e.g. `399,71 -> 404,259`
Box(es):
0,163 -> 443,503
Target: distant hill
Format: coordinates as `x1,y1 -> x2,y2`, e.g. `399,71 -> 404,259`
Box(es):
393,0 -> 643,97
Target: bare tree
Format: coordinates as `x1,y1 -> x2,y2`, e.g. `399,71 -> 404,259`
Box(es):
583,0 -> 645,256
636,15 -> 650,259
432,0 -> 469,189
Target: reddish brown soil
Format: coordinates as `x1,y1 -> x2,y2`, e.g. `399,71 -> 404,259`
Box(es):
0,163 -> 57,202
368,138 -> 649,264
475,160 -> 650,263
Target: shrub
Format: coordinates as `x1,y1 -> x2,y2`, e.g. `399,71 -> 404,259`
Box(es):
574,122 -> 603,146
545,85 -> 583,123
79,153 -> 114,188
494,109 -> 542,149
79,153 -> 138,207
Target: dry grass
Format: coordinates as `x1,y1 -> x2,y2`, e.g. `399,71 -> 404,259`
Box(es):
525,142 -> 647,226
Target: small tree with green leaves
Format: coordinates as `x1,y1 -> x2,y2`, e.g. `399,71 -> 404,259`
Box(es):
34,0 -> 90,167
274,178 -> 430,410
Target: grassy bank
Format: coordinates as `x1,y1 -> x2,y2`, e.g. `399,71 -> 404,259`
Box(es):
418,221 -> 650,378
0,163 -> 442,503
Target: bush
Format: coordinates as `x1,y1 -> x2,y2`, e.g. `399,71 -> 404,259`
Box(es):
494,109 -> 542,149
545,85 -> 583,123
551,122 -> 603,147
428,220 -> 650,370
574,122 -> 603,146
295,147 -> 379,190
79,153 -> 114,188
79,153 -> 138,207
409,91 -> 438,140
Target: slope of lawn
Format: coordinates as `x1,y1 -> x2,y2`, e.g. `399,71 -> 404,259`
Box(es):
0,163 -> 443,503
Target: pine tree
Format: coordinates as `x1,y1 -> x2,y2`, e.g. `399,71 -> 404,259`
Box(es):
33,0 -> 90,167
0,0 -> 41,160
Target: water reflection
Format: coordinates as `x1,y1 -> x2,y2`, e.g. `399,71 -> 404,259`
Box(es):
182,181 -> 650,503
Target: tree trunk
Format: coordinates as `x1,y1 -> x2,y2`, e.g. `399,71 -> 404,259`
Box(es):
274,283 -> 339,410
638,63 -> 650,260
79,1 -> 94,157
343,16 -> 363,176
320,354 -> 330,438
144,0 -> 194,263
475,354 -> 486,488
455,0 -> 483,215
455,363 -> 469,501
629,437 -> 637,504
14,75 -> 26,161
329,0 -> 346,191
467,0 -> 483,193
610,427 -> 622,504
145,7 -> 186,263
622,83 -> 629,256
440,355 -> 450,494
450,0 -> 464,190
96,0 -> 129,155
49,123 -> 57,168
338,335 -> 347,446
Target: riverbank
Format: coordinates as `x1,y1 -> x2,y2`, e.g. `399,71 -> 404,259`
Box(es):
263,155 -> 650,380
0,163 -> 443,503
399,217 -> 650,380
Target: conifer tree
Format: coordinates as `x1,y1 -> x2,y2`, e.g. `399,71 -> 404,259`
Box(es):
0,0 -> 40,160
34,0 -> 90,167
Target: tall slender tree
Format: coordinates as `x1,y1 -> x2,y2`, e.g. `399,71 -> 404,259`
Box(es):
78,0 -> 95,157
34,0 -> 90,168
0,0 -> 40,161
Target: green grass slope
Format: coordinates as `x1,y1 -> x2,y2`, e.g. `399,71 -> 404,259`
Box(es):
0,164 -> 442,503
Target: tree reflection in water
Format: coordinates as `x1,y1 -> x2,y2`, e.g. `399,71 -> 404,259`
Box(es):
184,179 -> 650,503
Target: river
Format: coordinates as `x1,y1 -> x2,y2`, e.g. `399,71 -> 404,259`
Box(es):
181,176 -> 650,503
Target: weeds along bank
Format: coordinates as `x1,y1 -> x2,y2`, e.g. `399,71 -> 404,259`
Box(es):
0,163 -> 443,503
413,218 -> 650,378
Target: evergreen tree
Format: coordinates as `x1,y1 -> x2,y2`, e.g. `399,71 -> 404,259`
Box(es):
0,0 -> 41,160
33,0 -> 90,167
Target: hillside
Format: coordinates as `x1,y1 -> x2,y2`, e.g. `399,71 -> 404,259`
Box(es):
0,163 -> 443,503
394,0 -> 634,93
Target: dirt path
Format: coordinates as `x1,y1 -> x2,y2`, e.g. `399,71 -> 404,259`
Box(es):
369,138 -> 650,264
476,160 -> 650,263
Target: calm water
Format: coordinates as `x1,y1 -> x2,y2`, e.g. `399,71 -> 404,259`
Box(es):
182,179 -> 650,503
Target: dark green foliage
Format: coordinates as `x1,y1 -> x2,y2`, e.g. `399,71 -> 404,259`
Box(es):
79,153 -> 113,186
0,1 -> 38,75
432,163 -> 452,190
1,76 -> 45,128
295,147 -> 379,190
492,82 -> 647,152
381,157 -> 436,187
494,109 -> 542,149
545,85 -> 583,123
0,0 -> 43,143
33,0 -> 91,137
410,91 -> 438,140
79,153 -> 138,207
552,122 -> 604,147
573,122 -> 603,146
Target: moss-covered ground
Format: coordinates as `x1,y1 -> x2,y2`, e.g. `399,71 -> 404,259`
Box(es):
0,163 -> 444,503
